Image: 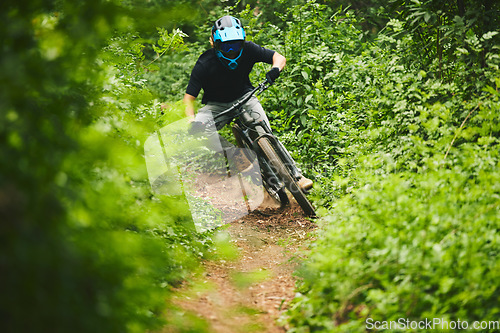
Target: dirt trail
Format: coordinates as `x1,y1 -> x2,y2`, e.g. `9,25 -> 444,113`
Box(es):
166,199 -> 316,333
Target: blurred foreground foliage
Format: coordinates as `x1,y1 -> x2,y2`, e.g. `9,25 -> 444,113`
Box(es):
0,0 -> 213,332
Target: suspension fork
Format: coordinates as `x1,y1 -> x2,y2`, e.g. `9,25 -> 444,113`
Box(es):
233,119 -> 285,189
251,121 -> 302,180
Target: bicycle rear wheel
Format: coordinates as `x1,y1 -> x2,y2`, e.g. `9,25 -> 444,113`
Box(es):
257,136 -> 316,217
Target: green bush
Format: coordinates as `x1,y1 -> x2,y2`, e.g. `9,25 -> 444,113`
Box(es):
286,162 -> 500,331
1,1 -> 210,332
262,1 -> 500,331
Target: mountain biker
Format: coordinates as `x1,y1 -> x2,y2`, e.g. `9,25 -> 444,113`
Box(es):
183,15 -> 313,191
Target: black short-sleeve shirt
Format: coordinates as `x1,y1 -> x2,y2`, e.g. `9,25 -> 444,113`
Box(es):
185,41 -> 275,104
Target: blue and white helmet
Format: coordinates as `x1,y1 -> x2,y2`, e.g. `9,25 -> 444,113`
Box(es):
212,16 -> 246,70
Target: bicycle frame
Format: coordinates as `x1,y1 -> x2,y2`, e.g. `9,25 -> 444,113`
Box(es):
213,81 -> 301,179
189,79 -> 315,216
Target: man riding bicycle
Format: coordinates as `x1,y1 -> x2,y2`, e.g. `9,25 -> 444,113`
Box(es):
183,15 -> 313,191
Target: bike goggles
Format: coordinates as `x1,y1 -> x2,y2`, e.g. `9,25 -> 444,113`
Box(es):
218,41 -> 244,56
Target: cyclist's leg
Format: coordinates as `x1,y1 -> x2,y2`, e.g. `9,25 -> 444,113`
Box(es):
242,96 -> 302,178
194,102 -> 253,173
194,102 -> 235,152
240,95 -> 271,128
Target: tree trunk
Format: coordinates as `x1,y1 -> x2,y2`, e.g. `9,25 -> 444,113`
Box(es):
457,0 -> 465,17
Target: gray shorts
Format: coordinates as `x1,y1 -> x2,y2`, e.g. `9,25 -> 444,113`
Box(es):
193,95 -> 301,177
194,95 -> 271,153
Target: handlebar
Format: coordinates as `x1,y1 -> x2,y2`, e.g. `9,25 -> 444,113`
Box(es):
213,80 -> 271,121
189,80 -> 271,135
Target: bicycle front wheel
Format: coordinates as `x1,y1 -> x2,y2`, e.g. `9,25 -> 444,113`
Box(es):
257,136 -> 316,217
232,123 -> 289,208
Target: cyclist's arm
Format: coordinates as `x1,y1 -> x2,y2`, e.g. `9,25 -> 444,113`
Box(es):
183,93 -> 196,122
272,52 -> 286,71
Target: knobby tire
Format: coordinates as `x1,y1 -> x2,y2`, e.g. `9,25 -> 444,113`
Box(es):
232,124 -> 289,207
257,136 -> 316,217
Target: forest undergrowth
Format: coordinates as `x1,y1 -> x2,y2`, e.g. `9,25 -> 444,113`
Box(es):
2,0 -> 499,332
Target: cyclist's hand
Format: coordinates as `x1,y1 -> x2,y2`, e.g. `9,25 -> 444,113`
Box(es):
266,67 -> 280,84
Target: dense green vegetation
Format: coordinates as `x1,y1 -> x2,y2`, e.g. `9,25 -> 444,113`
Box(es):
1,1 -> 210,332
2,0 -> 499,332
267,1 -> 500,332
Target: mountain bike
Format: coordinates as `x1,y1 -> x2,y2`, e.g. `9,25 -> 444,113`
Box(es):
191,80 -> 316,217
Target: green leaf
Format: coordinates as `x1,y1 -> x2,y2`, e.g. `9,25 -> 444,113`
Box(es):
482,31 -> 499,40
301,70 -> 309,81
